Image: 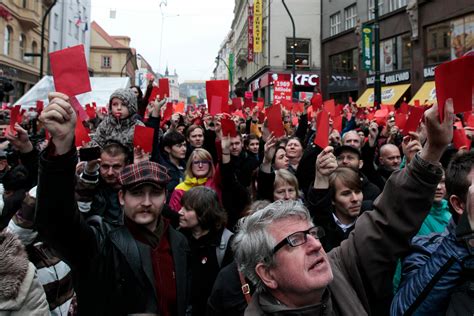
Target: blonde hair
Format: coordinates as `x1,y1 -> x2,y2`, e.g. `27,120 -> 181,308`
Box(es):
185,148 -> 215,178
274,169 -> 299,194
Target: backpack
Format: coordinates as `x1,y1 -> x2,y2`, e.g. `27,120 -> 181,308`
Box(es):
216,228 -> 233,268
446,266 -> 474,316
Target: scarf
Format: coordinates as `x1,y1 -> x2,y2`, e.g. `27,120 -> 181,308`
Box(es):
174,176 -> 208,192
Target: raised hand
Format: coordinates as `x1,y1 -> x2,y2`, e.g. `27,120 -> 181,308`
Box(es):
5,123 -> 33,153
368,121 -> 379,147
420,99 -> 454,164
314,146 -> 337,189
402,132 -> 422,165
39,92 -> 76,155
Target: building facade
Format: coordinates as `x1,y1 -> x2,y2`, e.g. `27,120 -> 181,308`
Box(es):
220,0 -> 321,103
89,21 -> 137,85
0,0 -> 54,103
48,0 -> 91,62
163,66 -> 180,102
179,80 -> 206,104
321,0 -> 474,106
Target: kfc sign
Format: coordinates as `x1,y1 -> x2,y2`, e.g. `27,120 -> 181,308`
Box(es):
291,74 -> 320,86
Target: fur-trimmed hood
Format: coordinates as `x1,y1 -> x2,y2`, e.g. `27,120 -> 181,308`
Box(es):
0,231 -> 29,300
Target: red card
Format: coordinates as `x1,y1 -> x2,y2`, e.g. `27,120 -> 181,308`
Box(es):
258,111 -> 266,124
256,101 -> 264,111
399,101 -> 409,114
332,114 -> 342,132
50,44 -> 91,96
301,92 -> 307,100
414,100 -> 421,107
381,104 -> 395,112
9,105 -> 20,135
374,109 -> 389,126
174,102 -> 185,113
221,118 -> 237,137
314,110 -> 329,149
158,78 -> 170,98
244,97 -> 253,109
311,93 -> 323,111
133,125 -> 154,153
145,73 -> 154,81
148,86 -> 160,102
452,128 -> 471,150
292,102 -> 304,113
85,104 -> 96,119
323,99 -> 336,117
36,100 -> 44,115
206,80 -> 229,115
75,120 -> 91,147
231,98 -> 242,112
435,56 -> 474,121
266,103 -> 285,138
403,106 -> 425,136
335,104 -> 344,116
161,102 -> 174,127
394,113 -> 407,130
209,95 -> 223,116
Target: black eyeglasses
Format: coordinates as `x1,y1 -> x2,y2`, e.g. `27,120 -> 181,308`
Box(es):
272,226 -> 325,254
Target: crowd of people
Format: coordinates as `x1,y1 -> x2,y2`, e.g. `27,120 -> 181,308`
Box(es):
0,74 -> 472,316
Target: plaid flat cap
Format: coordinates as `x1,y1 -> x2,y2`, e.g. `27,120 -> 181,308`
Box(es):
119,161 -> 171,189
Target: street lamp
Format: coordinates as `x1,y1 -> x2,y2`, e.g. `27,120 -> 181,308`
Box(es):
373,0 -> 381,109
40,0 -> 58,78
215,56 -> 233,97
282,0 -> 296,99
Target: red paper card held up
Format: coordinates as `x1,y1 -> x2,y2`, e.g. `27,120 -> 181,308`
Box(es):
148,86 -> 160,102
399,102 -> 409,114
75,120 -> 91,147
158,78 -> 170,98
332,115 -> 343,132
209,95 -> 223,116
452,128 -> 471,151
311,93 -> 323,111
50,44 -> 91,96
221,118 -> 237,137
9,105 -> 21,135
435,56 -> 474,121
266,103 -> 285,138
403,106 -> 425,136
314,110 -> 329,149
133,125 -> 154,153
206,80 -> 229,114
36,100 -> 44,115
231,98 -> 242,112
394,113 -> 407,131
323,99 -> 336,117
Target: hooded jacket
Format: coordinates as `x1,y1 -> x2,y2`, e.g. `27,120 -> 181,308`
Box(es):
0,231 -> 49,315
91,88 -> 145,151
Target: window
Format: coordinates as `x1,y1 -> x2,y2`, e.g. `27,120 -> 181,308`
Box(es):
330,49 -> 359,78
32,41 -> 38,65
53,41 -> 58,52
330,12 -> 342,36
19,34 -> 26,59
68,20 -> 72,35
81,30 -> 86,43
368,0 -> 384,20
388,0 -> 407,12
75,24 -> 79,39
344,4 -> 357,30
22,0 -> 27,8
378,34 -> 411,72
54,13 -> 59,30
3,26 -> 12,55
101,56 -> 111,68
286,38 -> 311,69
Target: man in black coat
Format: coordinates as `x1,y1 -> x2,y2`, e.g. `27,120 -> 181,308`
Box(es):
36,92 -> 191,316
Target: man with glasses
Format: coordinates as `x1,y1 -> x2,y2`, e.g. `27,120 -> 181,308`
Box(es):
232,100 -> 455,315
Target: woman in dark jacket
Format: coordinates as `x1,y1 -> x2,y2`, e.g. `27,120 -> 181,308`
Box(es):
178,186 -> 234,316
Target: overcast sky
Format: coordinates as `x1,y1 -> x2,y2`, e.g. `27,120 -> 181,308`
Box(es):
90,0 -> 234,82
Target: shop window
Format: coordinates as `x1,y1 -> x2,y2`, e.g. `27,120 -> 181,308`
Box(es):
101,56 -> 111,68
286,38 -> 310,69
330,49 -> 359,79
368,0 -> 384,20
32,41 -> 38,65
344,4 -> 357,30
19,34 -> 26,59
375,33 -> 411,73
330,12 -> 341,36
3,26 -> 12,56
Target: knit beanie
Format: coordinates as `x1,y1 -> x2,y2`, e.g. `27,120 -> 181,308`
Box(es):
109,88 -> 137,115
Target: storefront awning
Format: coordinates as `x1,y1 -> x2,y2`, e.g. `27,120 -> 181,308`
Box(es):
409,81 -> 436,106
356,84 -> 411,107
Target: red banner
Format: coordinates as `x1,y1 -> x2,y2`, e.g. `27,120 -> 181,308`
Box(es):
273,80 -> 293,107
247,5 -> 254,62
